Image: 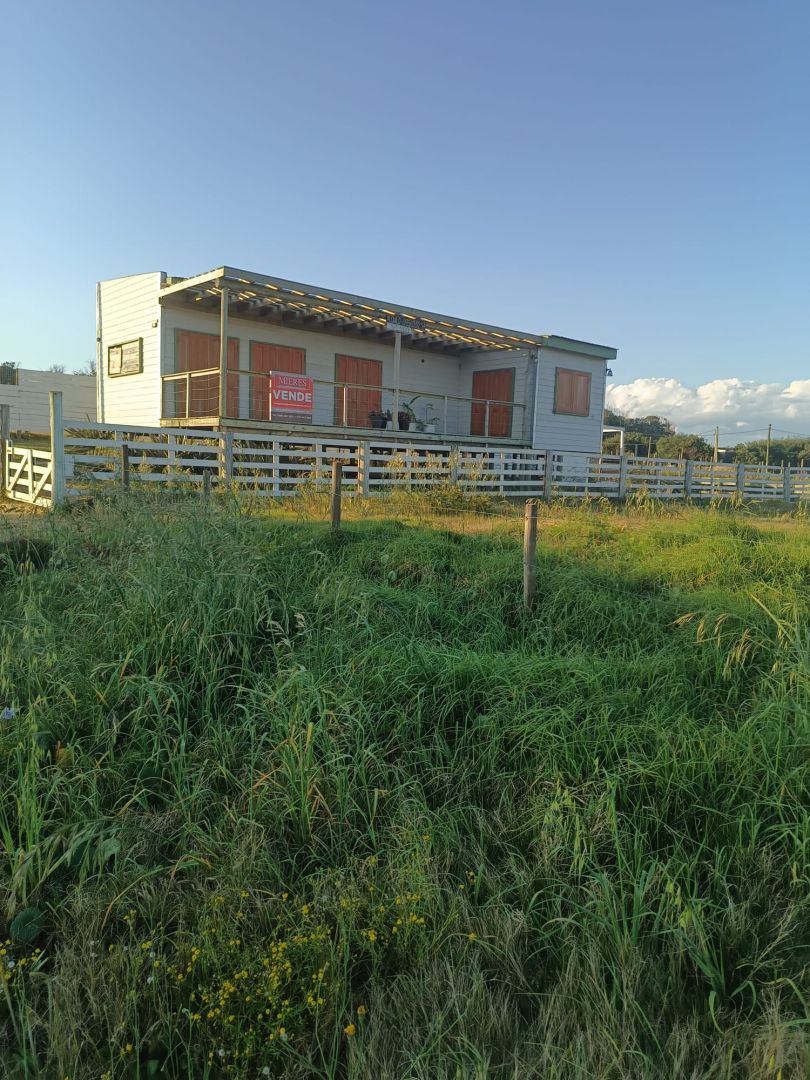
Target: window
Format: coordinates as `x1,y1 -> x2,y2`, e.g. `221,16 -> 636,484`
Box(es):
470,368 -> 514,437
335,356 -> 382,427
249,342 -> 305,420
172,330 -> 239,418
554,368 -> 591,417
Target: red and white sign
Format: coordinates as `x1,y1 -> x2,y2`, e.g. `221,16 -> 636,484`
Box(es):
268,372 -> 314,423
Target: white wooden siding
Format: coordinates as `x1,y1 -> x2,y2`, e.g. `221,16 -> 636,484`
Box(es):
98,273 -> 164,425
160,303 -> 464,427
532,346 -> 607,453
0,370 -> 96,432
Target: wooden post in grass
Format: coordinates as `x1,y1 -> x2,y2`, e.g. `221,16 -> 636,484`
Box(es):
331,460 -> 342,530
49,391 -> 67,506
120,442 -> 130,489
202,469 -> 211,502
0,403 -> 10,495
523,499 -> 538,611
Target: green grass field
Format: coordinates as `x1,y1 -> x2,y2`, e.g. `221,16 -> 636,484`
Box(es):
1,494 -> 808,1078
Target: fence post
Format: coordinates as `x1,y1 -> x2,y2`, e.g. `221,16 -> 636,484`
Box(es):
331,460 -> 342,530
48,390 -> 66,506
523,499 -> 538,611
617,455 -> 629,500
120,443 -> 130,489
736,462 -> 746,497
202,469 -> 211,502
484,401 -> 490,438
0,403 -> 10,495
220,431 -> 234,485
271,440 -> 281,497
783,466 -> 792,504
684,459 -> 694,500
357,441 -> 370,496
542,450 -> 553,503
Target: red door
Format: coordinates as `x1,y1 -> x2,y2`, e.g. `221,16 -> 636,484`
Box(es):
250,343 -> 306,420
470,368 -> 514,437
175,331 -> 238,418
335,355 -> 382,428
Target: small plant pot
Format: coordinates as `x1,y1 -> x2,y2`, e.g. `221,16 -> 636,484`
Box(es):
370,416 -> 387,429
423,423 -> 437,434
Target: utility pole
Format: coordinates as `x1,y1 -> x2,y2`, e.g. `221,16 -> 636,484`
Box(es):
765,423 -> 772,467
713,427 -> 719,463
647,436 -> 653,458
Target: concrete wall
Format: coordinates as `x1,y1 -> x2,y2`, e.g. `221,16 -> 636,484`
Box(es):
0,370 -> 97,432
532,346 -> 607,453
97,272 -> 164,425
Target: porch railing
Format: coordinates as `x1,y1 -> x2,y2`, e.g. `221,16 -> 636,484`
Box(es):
160,369 -> 527,440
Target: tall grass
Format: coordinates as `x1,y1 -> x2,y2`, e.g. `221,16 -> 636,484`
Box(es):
0,494 -> 808,1078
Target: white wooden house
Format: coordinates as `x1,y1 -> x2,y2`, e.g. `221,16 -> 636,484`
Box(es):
95,267 -> 616,452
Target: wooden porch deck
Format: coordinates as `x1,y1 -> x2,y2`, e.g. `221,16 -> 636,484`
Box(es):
160,416 -> 529,448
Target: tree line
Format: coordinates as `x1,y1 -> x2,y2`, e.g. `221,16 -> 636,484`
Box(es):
603,410 -> 810,465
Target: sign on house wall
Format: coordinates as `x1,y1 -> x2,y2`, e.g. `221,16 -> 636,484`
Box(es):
386,316 -> 427,335
268,372 -> 314,424
108,338 -> 143,377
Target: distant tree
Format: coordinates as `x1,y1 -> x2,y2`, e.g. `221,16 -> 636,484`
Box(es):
656,434 -> 713,460
603,409 -> 676,454
603,408 -> 626,428
48,364 -> 66,374
731,438 -> 810,467
75,358 -> 97,376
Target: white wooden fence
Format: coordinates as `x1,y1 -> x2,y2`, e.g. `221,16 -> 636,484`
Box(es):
3,445 -> 53,506
2,396 -> 810,507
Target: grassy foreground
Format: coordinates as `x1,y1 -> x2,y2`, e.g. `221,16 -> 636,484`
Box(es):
1,494 -> 808,1079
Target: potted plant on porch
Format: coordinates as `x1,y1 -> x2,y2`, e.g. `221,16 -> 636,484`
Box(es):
397,402 -> 417,431
369,409 -> 388,429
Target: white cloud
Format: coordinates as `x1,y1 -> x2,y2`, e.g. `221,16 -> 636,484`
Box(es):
606,377 -> 810,440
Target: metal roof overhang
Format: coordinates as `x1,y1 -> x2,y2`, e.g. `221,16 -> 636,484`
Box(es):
158,266 -> 617,360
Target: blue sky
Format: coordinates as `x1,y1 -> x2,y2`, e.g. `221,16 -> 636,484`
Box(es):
2,0 -> 808,428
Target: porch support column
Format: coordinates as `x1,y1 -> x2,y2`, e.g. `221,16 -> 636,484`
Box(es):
393,331 -> 402,430
218,284 -> 229,422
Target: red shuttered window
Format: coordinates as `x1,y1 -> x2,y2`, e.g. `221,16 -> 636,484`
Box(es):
335,355 -> 382,428
250,343 -> 306,420
553,368 -> 591,417
173,331 -> 239,418
470,368 -> 514,437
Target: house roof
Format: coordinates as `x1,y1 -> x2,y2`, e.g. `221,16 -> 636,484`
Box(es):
158,266 -> 617,360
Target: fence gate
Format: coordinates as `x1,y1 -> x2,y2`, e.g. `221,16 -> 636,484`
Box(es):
3,445 -> 54,505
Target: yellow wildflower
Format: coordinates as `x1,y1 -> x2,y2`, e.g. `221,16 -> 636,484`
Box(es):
344,1023 -> 356,1036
